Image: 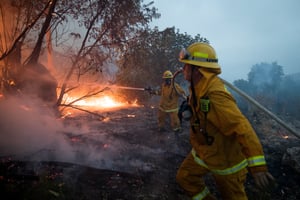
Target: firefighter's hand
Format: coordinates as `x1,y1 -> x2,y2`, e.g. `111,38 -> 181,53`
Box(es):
178,100 -> 192,121
144,86 -> 155,95
252,171 -> 276,190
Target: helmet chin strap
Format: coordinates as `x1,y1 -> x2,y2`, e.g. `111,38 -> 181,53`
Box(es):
191,66 -> 197,108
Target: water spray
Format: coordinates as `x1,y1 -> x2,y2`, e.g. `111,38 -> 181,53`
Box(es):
110,85 -> 149,91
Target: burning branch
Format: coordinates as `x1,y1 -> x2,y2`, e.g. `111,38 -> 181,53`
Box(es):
62,86 -> 110,106
59,86 -> 109,107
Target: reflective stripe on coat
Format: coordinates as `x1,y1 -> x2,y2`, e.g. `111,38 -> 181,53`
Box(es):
189,68 -> 268,174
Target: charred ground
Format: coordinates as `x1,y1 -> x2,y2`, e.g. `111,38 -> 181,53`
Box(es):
1,105 -> 300,200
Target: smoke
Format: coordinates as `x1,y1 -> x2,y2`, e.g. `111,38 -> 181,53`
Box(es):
0,96 -> 76,162
0,96 -> 162,173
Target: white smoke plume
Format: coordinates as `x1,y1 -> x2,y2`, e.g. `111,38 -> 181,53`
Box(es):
0,96 -> 76,162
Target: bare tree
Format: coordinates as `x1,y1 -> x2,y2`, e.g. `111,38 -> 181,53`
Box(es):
55,0 -> 158,108
0,0 -> 51,95
0,0 -> 158,115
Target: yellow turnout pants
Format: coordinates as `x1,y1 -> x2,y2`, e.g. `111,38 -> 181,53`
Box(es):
176,152 -> 248,200
158,109 -> 180,131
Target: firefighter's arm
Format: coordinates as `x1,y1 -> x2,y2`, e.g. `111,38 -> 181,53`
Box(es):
211,92 -> 267,160
210,91 -> 276,189
175,83 -> 187,98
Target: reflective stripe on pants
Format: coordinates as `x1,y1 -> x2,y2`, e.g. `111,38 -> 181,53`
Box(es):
192,149 -> 248,175
192,187 -> 210,200
177,151 -> 248,200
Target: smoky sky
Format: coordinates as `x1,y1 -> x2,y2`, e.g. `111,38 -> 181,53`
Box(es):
150,0 -> 300,82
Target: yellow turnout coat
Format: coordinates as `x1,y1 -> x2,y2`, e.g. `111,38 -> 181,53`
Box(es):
189,68 -> 267,175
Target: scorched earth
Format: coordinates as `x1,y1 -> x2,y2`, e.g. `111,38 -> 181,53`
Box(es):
0,97 -> 300,200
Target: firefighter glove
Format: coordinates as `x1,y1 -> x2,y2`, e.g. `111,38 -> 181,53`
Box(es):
253,171 -> 276,191
178,100 -> 192,122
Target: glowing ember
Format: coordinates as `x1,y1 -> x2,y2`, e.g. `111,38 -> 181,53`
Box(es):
61,111 -> 72,118
282,135 -> 289,139
103,117 -> 110,122
277,130 -> 289,139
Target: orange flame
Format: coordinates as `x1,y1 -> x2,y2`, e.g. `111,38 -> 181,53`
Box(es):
63,94 -> 139,110
72,96 -> 126,108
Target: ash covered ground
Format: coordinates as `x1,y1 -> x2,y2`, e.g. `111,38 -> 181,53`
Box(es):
1,99 -> 300,200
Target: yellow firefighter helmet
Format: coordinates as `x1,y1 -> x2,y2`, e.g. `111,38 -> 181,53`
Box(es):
179,42 -> 220,69
162,70 -> 173,79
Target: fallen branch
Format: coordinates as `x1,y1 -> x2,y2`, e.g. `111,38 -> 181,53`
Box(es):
60,104 -> 106,120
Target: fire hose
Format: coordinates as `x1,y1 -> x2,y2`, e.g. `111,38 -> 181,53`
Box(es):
172,69 -> 300,139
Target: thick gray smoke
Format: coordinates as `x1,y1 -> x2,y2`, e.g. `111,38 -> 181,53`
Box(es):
0,96 -> 120,167
0,96 -> 161,173
0,96 -> 76,162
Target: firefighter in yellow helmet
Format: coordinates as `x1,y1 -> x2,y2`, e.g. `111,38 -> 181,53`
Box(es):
176,42 -> 275,199
152,70 -> 186,132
